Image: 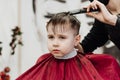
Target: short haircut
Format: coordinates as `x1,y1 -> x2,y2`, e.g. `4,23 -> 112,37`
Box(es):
46,12 -> 81,35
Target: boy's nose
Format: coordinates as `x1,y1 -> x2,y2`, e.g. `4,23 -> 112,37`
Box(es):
53,44 -> 59,47
53,39 -> 59,47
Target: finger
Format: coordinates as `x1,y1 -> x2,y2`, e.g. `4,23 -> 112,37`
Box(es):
87,1 -> 98,12
91,1 -> 98,10
86,12 -> 97,18
94,3 -> 98,10
86,5 -> 91,12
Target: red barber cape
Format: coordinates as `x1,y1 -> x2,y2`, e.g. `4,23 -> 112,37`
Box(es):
16,52 -> 120,80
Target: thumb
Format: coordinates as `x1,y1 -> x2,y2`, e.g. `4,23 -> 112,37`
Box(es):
86,12 -> 97,18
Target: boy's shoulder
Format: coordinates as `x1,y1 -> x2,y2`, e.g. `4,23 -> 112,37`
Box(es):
36,53 -> 52,64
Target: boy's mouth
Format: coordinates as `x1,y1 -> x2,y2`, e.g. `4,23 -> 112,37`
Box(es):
52,49 -> 60,53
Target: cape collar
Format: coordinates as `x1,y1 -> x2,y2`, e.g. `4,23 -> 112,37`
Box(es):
56,48 -> 77,59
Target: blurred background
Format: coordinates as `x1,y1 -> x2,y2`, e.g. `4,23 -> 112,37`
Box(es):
0,0 -> 119,79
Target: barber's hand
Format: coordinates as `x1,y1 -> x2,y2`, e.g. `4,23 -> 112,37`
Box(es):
75,44 -> 84,53
86,0 -> 117,26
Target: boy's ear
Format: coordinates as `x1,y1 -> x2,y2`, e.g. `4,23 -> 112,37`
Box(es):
75,34 -> 80,46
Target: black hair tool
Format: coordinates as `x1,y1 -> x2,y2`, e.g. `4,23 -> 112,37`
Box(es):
69,8 -> 100,15
44,8 -> 100,18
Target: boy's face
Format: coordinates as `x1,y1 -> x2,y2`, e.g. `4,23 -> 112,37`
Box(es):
47,24 -> 80,58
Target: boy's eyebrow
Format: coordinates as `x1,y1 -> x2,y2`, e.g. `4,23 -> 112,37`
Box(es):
57,33 -> 68,36
47,33 -> 67,36
47,34 -> 53,36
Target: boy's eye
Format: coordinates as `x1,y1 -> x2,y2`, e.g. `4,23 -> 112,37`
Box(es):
59,36 -> 66,39
48,35 -> 54,39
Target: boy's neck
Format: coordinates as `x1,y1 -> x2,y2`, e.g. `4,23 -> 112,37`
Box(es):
56,48 -> 77,59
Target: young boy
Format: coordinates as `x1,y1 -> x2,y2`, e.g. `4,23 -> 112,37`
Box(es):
16,12 -> 120,80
